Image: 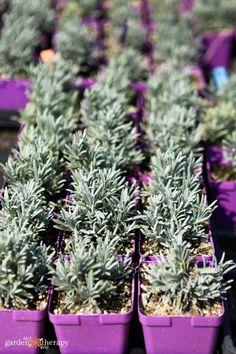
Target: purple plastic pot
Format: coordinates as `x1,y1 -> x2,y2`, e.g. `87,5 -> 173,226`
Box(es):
201,30 -> 235,72
0,305 -> 47,354
49,279 -> 134,354
179,0 -> 195,13
71,77 -> 96,91
138,276 -> 223,354
0,79 -> 31,111
205,146 -> 232,165
206,159 -> 236,230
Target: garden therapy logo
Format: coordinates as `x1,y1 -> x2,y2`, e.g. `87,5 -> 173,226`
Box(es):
4,337 -> 69,350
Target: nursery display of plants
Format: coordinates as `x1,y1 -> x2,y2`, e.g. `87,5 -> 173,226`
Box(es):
1,0 -> 236,353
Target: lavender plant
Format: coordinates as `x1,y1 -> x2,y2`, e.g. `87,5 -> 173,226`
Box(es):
142,241 -> 235,312
11,0 -> 54,32
0,14 -> 39,76
142,149 -> 202,196
21,110 -> 77,155
148,66 -> 203,114
0,0 -> 54,76
56,19 -> 97,74
21,56 -> 79,125
155,16 -> 199,66
141,185 -> 216,251
2,137 -> 65,197
81,89 -> 143,170
51,234 -> 132,314
65,131 -> 108,171
124,18 -> 147,52
99,49 -> 148,92
61,0 -> 101,19
0,181 -> 52,239
55,167 -> 138,248
193,0 -> 236,33
0,226 -> 53,309
201,101 -> 236,145
109,0 -> 133,28
146,106 -> 202,155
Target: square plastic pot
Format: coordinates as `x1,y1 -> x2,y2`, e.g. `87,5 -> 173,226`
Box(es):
0,79 -> 31,111
201,30 -> 235,72
205,146 -> 229,165
206,160 -> 236,230
0,305 -> 47,354
49,279 -> 134,354
138,276 -> 223,354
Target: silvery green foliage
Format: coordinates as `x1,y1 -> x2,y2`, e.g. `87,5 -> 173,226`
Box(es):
0,0 -> 54,76
202,101 -> 236,145
223,131 -> 236,165
141,184 -> 216,250
65,131 -> 108,171
0,227 -> 53,309
3,137 -> 65,197
59,0 -> 101,19
143,149 -> 202,196
81,88 -> 143,170
99,49 -> 148,91
21,110 -> 76,155
81,84 -> 128,122
55,167 -> 138,247
143,241 -> 235,311
0,14 -> 39,76
109,0 -> 146,53
155,16 -> 199,66
109,0 -> 133,27
125,18 -> 147,52
11,0 -> 54,32
52,234 -> 131,313
22,57 -> 79,125
151,0 -> 180,23
0,181 -> 52,239
201,75 -> 236,145
216,74 -> 236,106
193,0 -> 236,33
146,105 -> 202,155
56,19 -> 97,74
148,65 -> 202,114
74,0 -> 101,17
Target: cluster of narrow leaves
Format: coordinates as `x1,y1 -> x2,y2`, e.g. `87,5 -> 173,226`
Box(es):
0,56 -> 80,309
141,148 -> 216,253
142,241 -> 235,312
99,49 -> 148,93
202,74 -> 236,146
56,18 -> 98,75
22,56 -> 78,125
0,226 -> 54,309
2,136 -> 65,197
154,15 -> 199,67
81,89 -> 143,171
0,0 -> 55,76
193,0 -> 236,33
52,235 -> 131,313
59,0 -> 102,19
0,181 -> 52,240
108,0 -> 147,53
146,64 -> 204,155
56,140 -> 138,250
